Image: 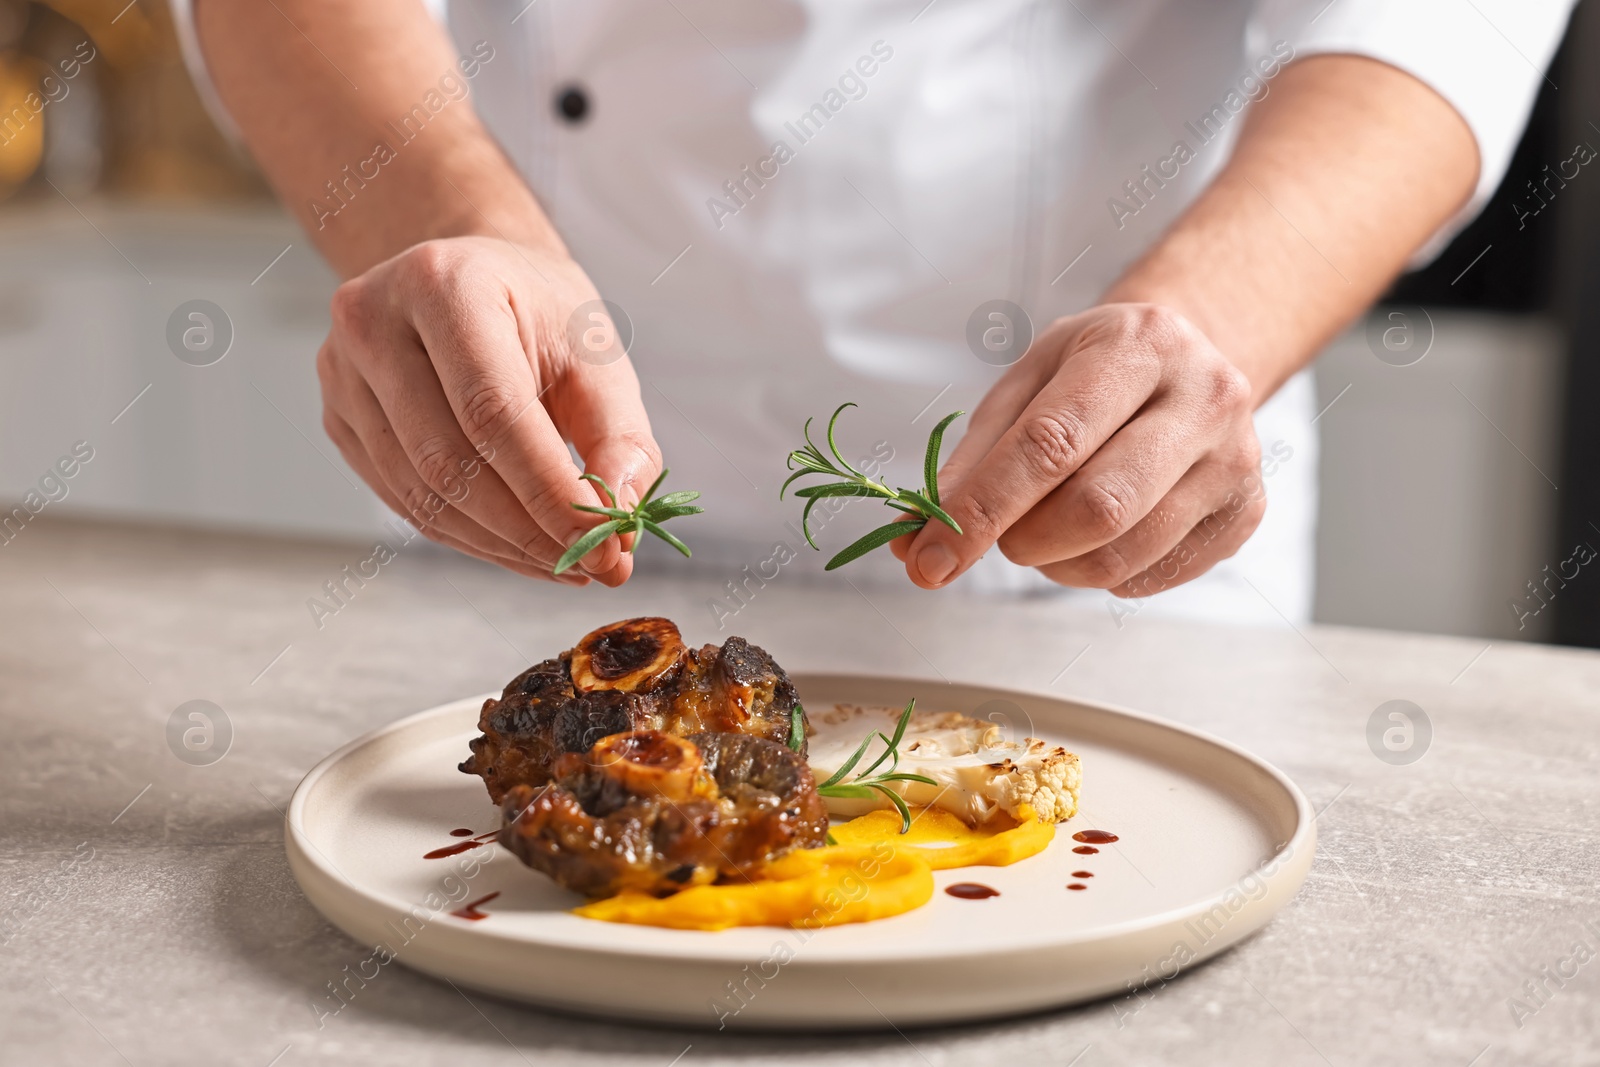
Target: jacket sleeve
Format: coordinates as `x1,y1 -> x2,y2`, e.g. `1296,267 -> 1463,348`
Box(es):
1250,0 -> 1578,256
164,0 -> 452,144
166,0 -> 237,140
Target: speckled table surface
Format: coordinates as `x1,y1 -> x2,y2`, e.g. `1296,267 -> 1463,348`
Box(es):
1,518 -> 1596,1067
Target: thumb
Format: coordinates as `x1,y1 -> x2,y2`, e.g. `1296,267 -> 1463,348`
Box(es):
903,474 -> 992,589
899,400 -> 1026,591
556,357 -> 664,583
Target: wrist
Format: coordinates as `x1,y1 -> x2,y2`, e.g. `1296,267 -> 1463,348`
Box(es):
431,206 -> 569,260
315,132 -> 569,275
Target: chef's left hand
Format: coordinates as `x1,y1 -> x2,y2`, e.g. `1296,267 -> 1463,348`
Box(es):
894,303 -> 1264,596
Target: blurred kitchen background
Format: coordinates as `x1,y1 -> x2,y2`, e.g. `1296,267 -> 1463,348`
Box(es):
1,0 -> 1598,646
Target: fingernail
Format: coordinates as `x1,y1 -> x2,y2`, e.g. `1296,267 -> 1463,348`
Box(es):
576,531 -> 613,576
915,543 -> 958,585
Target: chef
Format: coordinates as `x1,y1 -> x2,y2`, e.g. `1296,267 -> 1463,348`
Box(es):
176,0 -> 1572,626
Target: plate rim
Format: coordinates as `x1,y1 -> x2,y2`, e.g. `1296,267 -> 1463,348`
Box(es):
286,673 -> 1316,965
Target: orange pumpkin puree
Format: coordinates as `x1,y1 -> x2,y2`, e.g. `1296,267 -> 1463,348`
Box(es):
572,805 -> 1052,930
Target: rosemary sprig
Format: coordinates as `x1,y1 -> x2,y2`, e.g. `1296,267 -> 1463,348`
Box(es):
814,699 -> 937,833
781,403 -> 964,570
553,469 -> 703,575
787,703 -> 807,753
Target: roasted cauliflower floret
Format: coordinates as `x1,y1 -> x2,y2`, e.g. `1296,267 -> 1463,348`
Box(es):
807,706 -> 1081,824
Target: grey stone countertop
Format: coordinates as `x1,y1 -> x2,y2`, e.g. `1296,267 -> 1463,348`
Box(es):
1,518 -> 1596,1067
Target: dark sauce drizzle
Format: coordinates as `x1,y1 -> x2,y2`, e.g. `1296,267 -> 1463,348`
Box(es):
425,830 -> 498,859
1066,829 -> 1116,891
450,891 -> 500,920
945,882 -> 999,900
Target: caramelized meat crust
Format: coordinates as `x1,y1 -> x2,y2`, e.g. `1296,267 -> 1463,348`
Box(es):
459,618 -> 804,803
497,730 -> 830,897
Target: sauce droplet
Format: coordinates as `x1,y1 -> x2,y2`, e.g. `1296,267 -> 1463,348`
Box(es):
1071,871 -> 1094,878
425,839 -> 486,860
945,882 -> 999,900
1067,883 -> 1088,891
450,891 -> 500,920
1072,845 -> 1099,855
1071,829 -> 1119,844
449,828 -> 475,837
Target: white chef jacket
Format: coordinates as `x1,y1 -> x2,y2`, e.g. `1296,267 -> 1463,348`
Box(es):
173,0 -> 1573,626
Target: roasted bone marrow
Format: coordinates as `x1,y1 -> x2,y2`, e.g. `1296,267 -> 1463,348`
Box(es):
569,617 -> 686,693
498,730 -> 830,897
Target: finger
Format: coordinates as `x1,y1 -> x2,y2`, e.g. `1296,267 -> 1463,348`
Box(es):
326,286 -> 580,569
546,348 -> 665,581
400,282 -> 625,578
1103,488 -> 1266,598
904,344 -> 1161,589
1030,454 -> 1261,588
323,407 -> 586,584
929,335 -> 1062,492
322,350 -> 572,573
338,288 -> 597,573
323,400 -> 587,583
327,384 -> 544,564
997,399 -> 1229,568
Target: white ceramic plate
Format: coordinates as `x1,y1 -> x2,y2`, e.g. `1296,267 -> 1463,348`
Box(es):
286,675 -> 1314,1030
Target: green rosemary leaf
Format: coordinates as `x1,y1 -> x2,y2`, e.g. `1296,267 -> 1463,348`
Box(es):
788,703 -> 806,752
871,772 -> 939,787
800,416 -> 826,465
787,446 -> 834,471
578,472 -> 618,508
858,700 -> 915,778
818,730 -> 879,789
641,503 -> 704,521
923,410 -> 964,506
794,443 -> 836,472
855,733 -> 894,778
868,783 -> 914,833
791,483 -> 881,499
553,519 -> 626,575
799,495 -> 825,550
638,517 -> 692,558
638,467 -> 671,507
798,487 -> 878,542
780,468 -> 816,499
896,489 -> 963,535
824,520 -> 927,571
824,402 -> 861,476
570,504 -> 632,519
816,783 -> 877,800
652,490 -> 702,508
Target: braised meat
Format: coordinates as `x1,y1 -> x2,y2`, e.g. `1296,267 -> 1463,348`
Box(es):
460,618 -> 804,804
498,729 -> 829,897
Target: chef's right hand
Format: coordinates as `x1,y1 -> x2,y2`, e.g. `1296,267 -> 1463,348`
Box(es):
317,236 -> 662,586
